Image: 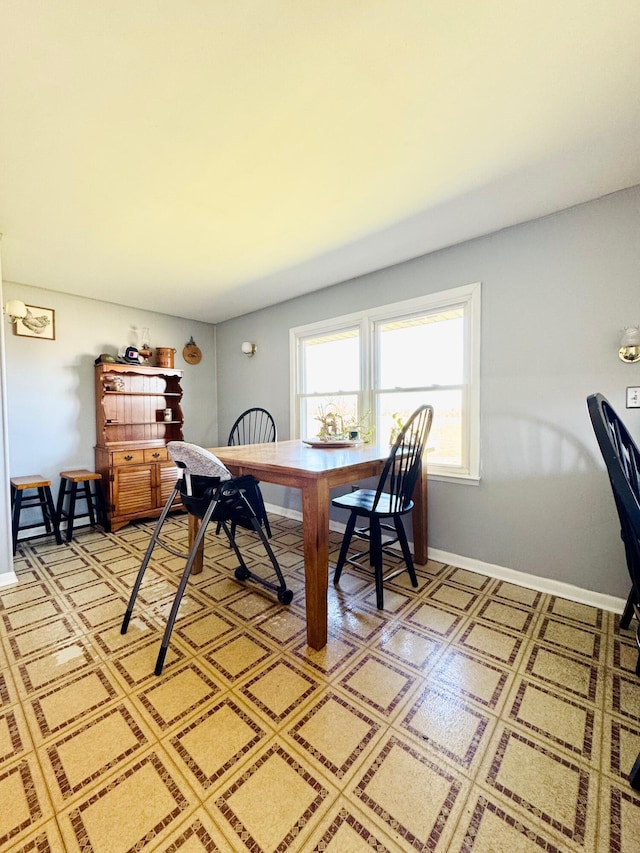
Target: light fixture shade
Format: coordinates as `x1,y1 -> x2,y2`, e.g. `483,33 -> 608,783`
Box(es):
620,326 -> 640,348
4,299 -> 27,321
241,341 -> 257,356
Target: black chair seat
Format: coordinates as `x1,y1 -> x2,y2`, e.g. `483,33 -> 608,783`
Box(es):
333,489 -> 414,518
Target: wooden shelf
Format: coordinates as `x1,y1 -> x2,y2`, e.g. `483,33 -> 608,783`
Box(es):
97,364 -> 183,378
104,420 -> 181,426
103,390 -> 182,397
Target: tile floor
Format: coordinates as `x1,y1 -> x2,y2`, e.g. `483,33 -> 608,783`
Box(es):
1,512 -> 640,852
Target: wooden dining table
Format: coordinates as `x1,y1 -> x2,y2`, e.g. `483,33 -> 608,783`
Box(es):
196,439 -> 428,650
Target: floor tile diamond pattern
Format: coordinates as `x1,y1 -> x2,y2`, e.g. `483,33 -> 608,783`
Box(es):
1,513 -> 638,851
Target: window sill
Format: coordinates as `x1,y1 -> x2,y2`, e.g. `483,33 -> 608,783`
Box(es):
428,472 -> 480,486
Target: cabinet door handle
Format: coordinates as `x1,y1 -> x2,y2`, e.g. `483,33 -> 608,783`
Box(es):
152,452 -> 160,459
124,454 -> 133,461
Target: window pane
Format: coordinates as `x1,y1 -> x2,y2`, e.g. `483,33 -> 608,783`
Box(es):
378,310 -> 463,389
378,389 -> 462,467
302,329 -> 359,393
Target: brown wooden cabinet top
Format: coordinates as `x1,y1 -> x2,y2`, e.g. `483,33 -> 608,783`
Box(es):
95,363 -> 183,378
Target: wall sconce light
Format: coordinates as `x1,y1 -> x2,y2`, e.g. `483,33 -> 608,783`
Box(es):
3,299 -> 27,324
241,341 -> 257,358
619,326 -> 640,363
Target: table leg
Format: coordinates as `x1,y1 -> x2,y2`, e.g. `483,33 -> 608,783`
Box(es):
301,479 -> 330,650
412,460 -> 428,565
188,514 -> 204,575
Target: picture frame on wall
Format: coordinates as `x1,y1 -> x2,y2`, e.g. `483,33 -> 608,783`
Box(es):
14,305 -> 56,340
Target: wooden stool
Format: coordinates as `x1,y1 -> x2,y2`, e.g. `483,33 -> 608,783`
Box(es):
11,475 -> 63,555
56,470 -> 106,542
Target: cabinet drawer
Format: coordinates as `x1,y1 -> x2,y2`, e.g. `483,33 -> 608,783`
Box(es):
111,449 -> 145,466
144,447 -> 169,463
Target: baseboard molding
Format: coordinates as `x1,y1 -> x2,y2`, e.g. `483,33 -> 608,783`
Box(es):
427,548 -> 626,615
265,502 -> 627,615
266,504 -> 303,523
0,570 -> 18,588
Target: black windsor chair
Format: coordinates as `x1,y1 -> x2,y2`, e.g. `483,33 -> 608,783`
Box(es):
332,404 -> 434,610
224,407 -> 277,538
228,407 -> 277,446
587,392 -> 640,789
121,441 -> 292,675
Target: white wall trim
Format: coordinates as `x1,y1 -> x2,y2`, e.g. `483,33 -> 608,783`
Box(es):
427,547 -> 626,614
266,503 -> 303,523
265,501 -> 627,615
0,570 -> 18,588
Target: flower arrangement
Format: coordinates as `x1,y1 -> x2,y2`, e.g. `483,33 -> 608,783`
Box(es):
315,403 -> 344,440
389,412 -> 405,445
315,403 -> 374,442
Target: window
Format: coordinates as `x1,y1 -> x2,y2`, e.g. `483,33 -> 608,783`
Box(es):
290,283 -> 481,481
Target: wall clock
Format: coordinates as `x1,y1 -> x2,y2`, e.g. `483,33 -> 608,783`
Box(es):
182,336 -> 202,365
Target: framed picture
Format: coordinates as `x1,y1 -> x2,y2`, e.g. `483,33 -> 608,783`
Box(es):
14,305 -> 56,340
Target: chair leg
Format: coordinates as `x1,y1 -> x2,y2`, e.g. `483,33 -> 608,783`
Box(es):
82,481 -> 97,527
37,487 -> 53,534
93,479 -> 107,529
11,486 -> 21,556
64,482 -> 78,542
369,517 -> 385,610
254,488 -> 272,537
246,514 -> 292,602
220,487 -> 292,603
630,751 -> 640,790
121,532 -> 158,635
121,481 -> 181,634
155,496 -> 219,675
394,516 -> 418,588
43,486 -> 62,544
334,513 -> 357,583
621,588 -> 635,630
55,480 -> 67,532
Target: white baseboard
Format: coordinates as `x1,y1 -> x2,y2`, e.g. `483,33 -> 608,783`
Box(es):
0,570 -> 18,588
265,502 -> 627,615
427,548 -> 626,615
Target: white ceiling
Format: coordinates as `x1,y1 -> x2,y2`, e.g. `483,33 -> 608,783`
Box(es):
1,1 -> 639,324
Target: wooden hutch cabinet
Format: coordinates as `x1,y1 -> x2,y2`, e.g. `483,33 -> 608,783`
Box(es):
94,363 -> 184,531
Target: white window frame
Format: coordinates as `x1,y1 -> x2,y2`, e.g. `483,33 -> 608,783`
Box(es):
290,282 -> 481,483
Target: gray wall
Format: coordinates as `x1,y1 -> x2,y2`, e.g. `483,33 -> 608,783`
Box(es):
216,186 -> 640,600
1,284 -> 218,575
